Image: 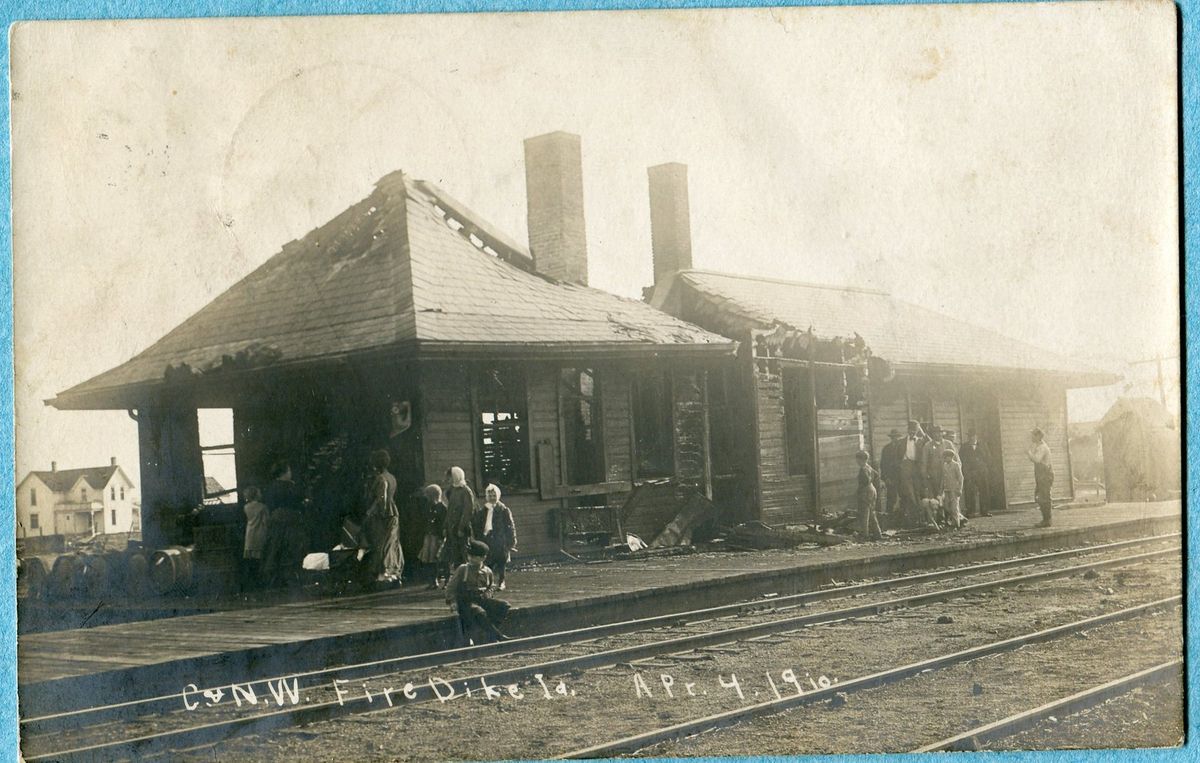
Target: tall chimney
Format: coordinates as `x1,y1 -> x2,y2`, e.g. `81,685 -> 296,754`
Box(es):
110,456 -> 117,466
51,461 -> 57,472
524,131 -> 588,285
648,162 -> 693,284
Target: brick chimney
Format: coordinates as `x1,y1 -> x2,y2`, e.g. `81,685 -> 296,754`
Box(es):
524,131 -> 588,285
648,162 -> 693,285
110,456 -> 117,466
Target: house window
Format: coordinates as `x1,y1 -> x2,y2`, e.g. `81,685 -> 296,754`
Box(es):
910,396 -> 934,435
560,368 -> 604,485
111,487 -> 116,500
29,513 -> 38,530
120,487 -> 125,500
111,509 -> 117,525
632,370 -> 674,479
29,488 -> 36,506
81,487 -> 88,502
198,408 -> 238,503
782,368 -> 814,476
476,368 -> 530,490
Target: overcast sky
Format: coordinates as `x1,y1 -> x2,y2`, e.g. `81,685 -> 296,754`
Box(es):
11,3 -> 1179,486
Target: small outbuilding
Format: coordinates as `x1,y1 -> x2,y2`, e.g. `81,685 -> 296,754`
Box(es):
1098,397 -> 1181,502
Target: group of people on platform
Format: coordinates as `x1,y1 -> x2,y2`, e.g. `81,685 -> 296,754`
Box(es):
854,421 -> 1055,539
239,455 -> 517,643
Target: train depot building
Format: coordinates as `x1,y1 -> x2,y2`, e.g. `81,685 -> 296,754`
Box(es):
49,133 -> 736,557
51,133 -> 1115,564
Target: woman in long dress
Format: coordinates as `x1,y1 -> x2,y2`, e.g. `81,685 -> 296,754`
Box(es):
363,449 -> 403,585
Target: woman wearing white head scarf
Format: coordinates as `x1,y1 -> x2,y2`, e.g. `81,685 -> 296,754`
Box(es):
472,484 -> 517,589
442,466 -> 476,571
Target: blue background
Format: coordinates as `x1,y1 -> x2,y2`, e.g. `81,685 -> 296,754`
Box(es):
0,0 -> 1193,761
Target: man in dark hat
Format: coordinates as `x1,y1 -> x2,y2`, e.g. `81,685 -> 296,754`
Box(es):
879,429 -> 906,523
960,430 -> 993,518
1027,428 -> 1055,527
445,539 -> 511,643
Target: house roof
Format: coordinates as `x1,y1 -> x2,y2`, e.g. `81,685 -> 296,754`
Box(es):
657,270 -> 1115,385
23,465 -> 119,494
51,173 -> 734,410
1099,397 -> 1177,430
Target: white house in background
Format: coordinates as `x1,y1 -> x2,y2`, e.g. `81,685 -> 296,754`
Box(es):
15,458 -> 139,538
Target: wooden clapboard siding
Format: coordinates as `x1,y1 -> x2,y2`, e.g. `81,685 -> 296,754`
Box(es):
419,362 -> 476,486
527,365 -> 561,486
755,369 -> 813,524
998,391 -> 1071,504
818,409 -> 864,513
501,491 -> 559,558
870,395 -> 910,459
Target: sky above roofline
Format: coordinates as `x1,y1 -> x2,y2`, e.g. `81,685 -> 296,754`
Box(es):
11,4 -> 1180,479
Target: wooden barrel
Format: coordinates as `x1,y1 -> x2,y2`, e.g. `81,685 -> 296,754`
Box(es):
20,556 -> 48,599
151,546 -> 194,594
102,550 -> 128,593
50,554 -> 80,598
126,550 -> 149,594
75,554 -> 111,598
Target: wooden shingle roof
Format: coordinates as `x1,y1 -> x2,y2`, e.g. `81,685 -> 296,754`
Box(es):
52,174 -> 733,409
658,270 -> 1115,385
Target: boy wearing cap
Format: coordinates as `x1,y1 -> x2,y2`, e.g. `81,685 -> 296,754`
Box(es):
445,539 -> 511,643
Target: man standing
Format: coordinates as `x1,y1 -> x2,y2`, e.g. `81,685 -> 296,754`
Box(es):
899,420 -> 928,526
1027,428 -> 1055,527
960,430 -> 992,517
879,429 -> 905,523
922,426 -> 953,499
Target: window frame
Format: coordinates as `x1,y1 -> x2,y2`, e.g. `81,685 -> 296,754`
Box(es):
29,513 -> 39,530
29,487 -> 36,506
557,367 -> 606,487
630,369 -> 675,481
472,366 -> 534,492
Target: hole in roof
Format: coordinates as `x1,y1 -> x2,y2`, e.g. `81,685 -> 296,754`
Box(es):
446,217 -> 465,232
468,233 -> 484,249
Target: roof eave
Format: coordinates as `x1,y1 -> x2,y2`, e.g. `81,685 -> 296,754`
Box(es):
890,361 -> 1119,388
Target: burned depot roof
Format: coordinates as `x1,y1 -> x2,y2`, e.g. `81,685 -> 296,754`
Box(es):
655,270 -> 1116,385
51,172 -> 734,410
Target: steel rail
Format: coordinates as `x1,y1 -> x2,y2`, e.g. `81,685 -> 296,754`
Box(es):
911,659 -> 1184,752
23,550 -> 1180,761
557,597 -> 1183,759
21,532 -> 1180,731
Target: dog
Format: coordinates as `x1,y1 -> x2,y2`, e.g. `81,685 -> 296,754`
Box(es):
918,497 -> 943,530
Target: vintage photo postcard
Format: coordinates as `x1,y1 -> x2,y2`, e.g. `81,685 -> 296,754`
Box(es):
10,2 -> 1184,759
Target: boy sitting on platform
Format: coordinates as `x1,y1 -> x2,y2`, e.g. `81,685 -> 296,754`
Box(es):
445,539 -> 511,644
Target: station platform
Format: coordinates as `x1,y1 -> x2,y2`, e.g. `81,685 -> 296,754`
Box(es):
18,500 -> 1181,716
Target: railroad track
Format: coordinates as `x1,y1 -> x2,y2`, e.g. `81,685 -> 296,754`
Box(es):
20,534 -> 1181,761
557,598 -> 1182,759
912,659 -> 1184,752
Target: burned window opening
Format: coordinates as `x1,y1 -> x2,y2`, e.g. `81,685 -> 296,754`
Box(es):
782,368 -> 814,476
477,368 -> 531,491
198,408 -> 238,503
632,370 -> 674,480
560,368 -> 604,486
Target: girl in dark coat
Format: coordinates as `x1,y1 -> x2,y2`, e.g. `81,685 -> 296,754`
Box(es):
472,484 -> 517,589
442,466 -> 476,572
419,483 -> 448,588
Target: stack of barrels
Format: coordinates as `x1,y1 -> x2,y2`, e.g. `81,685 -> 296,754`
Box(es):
18,546 -> 155,600
19,520 -> 244,600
